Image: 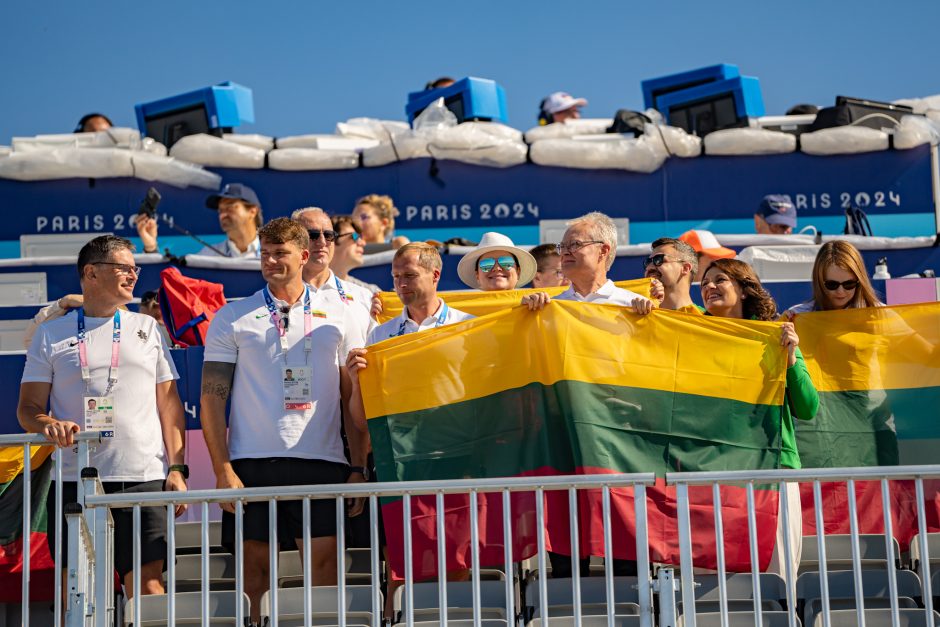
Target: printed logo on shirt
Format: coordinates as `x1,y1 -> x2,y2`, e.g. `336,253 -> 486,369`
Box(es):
311,309 -> 328,319
137,330 -> 148,341
68,341 -> 78,347
255,313 -> 268,319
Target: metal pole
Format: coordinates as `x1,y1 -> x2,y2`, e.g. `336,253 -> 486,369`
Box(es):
21,443 -> 31,627
915,479 -> 935,622
846,479 -> 866,627
712,483 -> 729,627
368,494 -> 380,627
303,497 -> 312,627
435,491 -> 447,627
133,504 -> 141,627
337,495 -> 347,627
470,490 -> 482,627
501,489 -> 514,627
269,499 -> 279,627
676,483 -> 696,627
634,484 -> 652,627
201,502 -> 210,627
235,500 -> 245,627
745,483 -> 763,627
403,493 -> 414,627
779,482 -> 797,627
166,504 -> 176,627
879,479 -> 900,627
535,488 -> 548,624
602,486 -> 614,627
54,454 -> 63,627
813,480 -> 831,627
568,487 -> 581,623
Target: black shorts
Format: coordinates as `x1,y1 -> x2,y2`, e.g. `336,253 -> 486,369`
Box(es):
46,480 -> 168,579
222,457 -> 349,548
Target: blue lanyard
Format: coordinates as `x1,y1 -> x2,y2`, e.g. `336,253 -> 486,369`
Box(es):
263,286 -> 312,364
396,301 -> 449,337
77,308 -> 121,393
334,276 -> 349,304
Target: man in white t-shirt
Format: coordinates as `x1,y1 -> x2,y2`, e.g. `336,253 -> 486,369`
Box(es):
137,183 -> 262,258
17,235 -> 187,598
522,211 -> 653,312
292,207 -> 374,340
200,218 -> 368,623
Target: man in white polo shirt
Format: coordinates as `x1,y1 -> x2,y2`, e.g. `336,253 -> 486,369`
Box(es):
200,218 -> 368,624
292,207 -> 374,340
17,234 -> 187,598
522,211 -> 653,311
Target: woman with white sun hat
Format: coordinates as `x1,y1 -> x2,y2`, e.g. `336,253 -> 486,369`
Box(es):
456,232 -> 538,291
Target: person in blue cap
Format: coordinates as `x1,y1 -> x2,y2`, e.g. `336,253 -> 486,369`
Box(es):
755,194 -> 798,235
136,183 -> 263,258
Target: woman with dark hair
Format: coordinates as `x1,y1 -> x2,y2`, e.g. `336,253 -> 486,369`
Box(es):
701,258 -> 818,577
785,240 -> 882,316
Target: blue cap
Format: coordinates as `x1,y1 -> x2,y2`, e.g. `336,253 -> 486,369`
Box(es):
759,194 -> 796,228
206,183 -> 261,209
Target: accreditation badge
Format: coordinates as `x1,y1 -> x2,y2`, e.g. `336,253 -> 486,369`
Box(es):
83,396 -> 115,432
282,366 -> 312,411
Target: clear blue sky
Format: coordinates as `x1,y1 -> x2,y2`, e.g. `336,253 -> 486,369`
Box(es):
2,1 -> 939,142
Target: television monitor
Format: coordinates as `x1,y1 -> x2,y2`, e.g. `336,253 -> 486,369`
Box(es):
406,77 -> 508,125
656,76 -> 765,136
641,64 -> 740,111
135,82 -> 254,148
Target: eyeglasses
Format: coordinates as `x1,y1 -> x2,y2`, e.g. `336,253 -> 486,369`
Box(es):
824,279 -> 859,291
555,240 -> 603,255
642,253 -> 682,269
307,229 -> 337,243
93,262 -> 141,276
478,256 -> 518,273
335,231 -> 361,243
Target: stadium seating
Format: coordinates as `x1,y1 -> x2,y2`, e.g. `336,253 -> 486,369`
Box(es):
795,569 -> 923,627
813,608 -> 940,627
677,611 -> 796,627
123,590 -> 249,626
173,520 -> 225,555
525,576 -> 641,621
677,572 -> 788,614
393,580 -> 513,622
800,534 -> 903,574
259,585 -> 378,627
909,532 -> 940,572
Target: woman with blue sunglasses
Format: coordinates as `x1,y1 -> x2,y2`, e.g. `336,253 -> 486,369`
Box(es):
457,232 -> 538,291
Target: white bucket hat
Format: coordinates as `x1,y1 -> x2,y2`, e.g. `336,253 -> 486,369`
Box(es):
456,232 -> 538,289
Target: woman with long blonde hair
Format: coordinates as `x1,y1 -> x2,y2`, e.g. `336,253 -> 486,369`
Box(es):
786,240 -> 882,316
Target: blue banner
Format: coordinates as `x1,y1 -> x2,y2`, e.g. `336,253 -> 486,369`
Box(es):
0,146 -> 931,241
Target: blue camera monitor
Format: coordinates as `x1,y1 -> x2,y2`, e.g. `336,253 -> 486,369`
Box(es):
135,81 -> 254,148
656,76 -> 765,137
406,77 -> 508,126
641,64 -> 740,111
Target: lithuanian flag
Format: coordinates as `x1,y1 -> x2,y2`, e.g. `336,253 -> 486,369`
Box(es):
375,278 -> 652,323
791,302 -> 940,545
0,445 -> 55,602
361,301 -> 789,579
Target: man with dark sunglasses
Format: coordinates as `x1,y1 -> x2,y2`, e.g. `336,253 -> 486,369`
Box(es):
644,238 -> 703,313
330,215 -> 381,296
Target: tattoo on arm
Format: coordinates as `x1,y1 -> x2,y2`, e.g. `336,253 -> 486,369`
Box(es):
201,362 -> 235,401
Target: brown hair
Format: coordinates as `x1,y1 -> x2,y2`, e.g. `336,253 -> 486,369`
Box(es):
394,242 -> 442,272
331,214 -> 361,236
356,194 -> 399,238
651,237 -> 698,275
702,258 -> 778,321
259,218 -> 309,250
811,240 -> 880,310
530,243 -> 559,272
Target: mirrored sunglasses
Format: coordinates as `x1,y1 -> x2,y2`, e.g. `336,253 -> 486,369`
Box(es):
478,255 -> 518,273
336,231 -> 361,242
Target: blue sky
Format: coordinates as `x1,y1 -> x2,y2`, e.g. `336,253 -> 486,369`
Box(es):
2,1 -> 939,142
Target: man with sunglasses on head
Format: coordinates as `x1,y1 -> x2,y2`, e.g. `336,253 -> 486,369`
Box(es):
522,212 -> 653,311
330,215 -> 381,296
293,207 -> 375,339
18,235 -> 187,601
643,237 -> 704,313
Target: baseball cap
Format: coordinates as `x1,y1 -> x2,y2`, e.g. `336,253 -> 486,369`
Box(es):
759,194 -> 797,228
206,183 -> 261,210
679,230 -> 736,259
541,92 -> 588,115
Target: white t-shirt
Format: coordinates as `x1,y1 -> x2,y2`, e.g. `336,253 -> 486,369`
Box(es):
204,285 -> 363,463
197,236 -> 261,258
554,279 -> 649,306
367,298 -> 473,345
21,310 -> 179,482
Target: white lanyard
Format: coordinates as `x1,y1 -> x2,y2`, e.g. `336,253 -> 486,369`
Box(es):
77,308 -> 120,394
263,286 -> 312,364
396,301 -> 449,337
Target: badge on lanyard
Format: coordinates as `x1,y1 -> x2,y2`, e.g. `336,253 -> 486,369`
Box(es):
263,287 -> 314,412
77,308 -> 120,434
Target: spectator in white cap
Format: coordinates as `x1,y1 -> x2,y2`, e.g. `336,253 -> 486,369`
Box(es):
456,232 -> 537,291
522,211 -> 652,311
679,229 -> 736,282
539,91 -> 588,125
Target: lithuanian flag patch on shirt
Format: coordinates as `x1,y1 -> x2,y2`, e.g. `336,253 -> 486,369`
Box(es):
311,309 -> 328,319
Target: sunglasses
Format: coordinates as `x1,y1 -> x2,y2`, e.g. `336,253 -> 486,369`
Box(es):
824,279 -> 859,291
642,253 -> 680,269
307,229 -> 337,243
93,261 -> 142,276
478,256 -> 518,273
335,231 -> 361,242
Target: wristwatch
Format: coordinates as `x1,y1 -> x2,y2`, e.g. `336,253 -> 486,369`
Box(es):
349,466 -> 370,481
168,464 -> 189,479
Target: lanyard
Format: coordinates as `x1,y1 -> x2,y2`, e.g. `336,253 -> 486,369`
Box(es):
77,308 -> 121,394
396,301 -> 449,337
334,276 -> 349,304
263,286 -> 312,364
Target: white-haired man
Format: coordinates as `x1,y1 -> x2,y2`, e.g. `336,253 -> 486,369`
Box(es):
522,211 -> 652,311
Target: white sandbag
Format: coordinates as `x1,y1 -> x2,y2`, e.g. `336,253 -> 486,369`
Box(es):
336,118 -> 410,141
361,136 -> 431,167
431,122 -> 523,148
428,142 -> 528,168
275,135 -> 378,151
646,123 -> 701,158
524,118 -> 613,143
704,128 -> 797,155
0,146 -> 10,158
424,121 -> 527,167
0,147 -> 134,181
800,126 -> 889,155
13,127 -> 142,152
267,148 -> 359,171
142,138 -> 168,156
223,133 -> 275,152
893,115 -> 940,150
129,152 -> 222,189
169,133 -> 265,168
529,136 -> 666,173
893,94 -> 940,115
